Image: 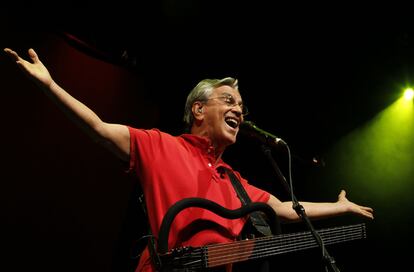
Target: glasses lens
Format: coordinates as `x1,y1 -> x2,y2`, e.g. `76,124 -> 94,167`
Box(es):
226,95 -> 248,116
205,95 -> 248,116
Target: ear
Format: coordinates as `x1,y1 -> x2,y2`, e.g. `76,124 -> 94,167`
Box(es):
192,102 -> 204,121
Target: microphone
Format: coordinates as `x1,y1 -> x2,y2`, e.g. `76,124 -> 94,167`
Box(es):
239,121 -> 285,147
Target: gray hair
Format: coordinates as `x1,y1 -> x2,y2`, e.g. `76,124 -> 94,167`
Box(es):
183,77 -> 239,132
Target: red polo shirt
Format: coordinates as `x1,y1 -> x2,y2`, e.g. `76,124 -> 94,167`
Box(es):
128,127 -> 270,272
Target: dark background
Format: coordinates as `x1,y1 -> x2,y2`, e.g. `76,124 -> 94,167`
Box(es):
1,2 -> 413,272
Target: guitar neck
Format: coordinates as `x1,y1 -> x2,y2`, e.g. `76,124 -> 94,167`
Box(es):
160,223 -> 366,270
206,223 -> 366,268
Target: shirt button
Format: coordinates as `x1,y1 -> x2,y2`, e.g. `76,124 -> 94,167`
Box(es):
208,163 -> 212,167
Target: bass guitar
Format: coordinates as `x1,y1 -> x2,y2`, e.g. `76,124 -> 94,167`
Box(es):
156,198 -> 367,271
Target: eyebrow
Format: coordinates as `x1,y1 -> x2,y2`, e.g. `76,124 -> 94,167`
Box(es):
222,92 -> 243,104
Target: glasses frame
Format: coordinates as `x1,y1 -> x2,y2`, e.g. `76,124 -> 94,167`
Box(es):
203,93 -> 249,116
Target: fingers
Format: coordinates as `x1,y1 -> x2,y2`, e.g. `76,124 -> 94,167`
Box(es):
4,48 -> 39,64
338,189 -> 375,219
362,209 -> 374,219
357,205 -> 374,219
362,206 -> 374,212
3,48 -> 20,62
28,48 -> 39,63
338,189 -> 346,199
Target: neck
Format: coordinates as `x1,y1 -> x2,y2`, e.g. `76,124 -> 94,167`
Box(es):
190,127 -> 225,164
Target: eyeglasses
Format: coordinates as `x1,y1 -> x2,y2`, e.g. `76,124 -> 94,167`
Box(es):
204,94 -> 249,116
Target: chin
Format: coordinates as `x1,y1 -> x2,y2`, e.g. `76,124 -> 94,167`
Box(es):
218,126 -> 238,147
224,135 -> 237,146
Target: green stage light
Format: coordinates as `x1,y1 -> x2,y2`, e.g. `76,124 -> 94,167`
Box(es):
322,92 -> 413,202
404,88 -> 414,100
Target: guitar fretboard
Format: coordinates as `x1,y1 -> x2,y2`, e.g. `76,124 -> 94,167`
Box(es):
161,223 -> 366,270
206,223 -> 366,268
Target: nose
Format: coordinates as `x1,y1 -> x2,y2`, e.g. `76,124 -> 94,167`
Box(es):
231,105 -> 243,117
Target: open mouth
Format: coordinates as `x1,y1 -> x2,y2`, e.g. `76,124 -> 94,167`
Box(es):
225,117 -> 239,129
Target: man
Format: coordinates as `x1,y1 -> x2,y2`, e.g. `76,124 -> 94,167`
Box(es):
4,48 -> 374,272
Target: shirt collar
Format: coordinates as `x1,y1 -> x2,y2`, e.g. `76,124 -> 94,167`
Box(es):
180,134 -> 233,170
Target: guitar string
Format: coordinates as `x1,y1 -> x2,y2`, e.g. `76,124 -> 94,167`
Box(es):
206,223 -> 364,251
177,231 -> 364,269
207,227 -> 364,267
164,224 -> 365,269
206,223 -> 364,253
177,228 -> 364,269
208,231 -> 364,267
206,225 -> 364,257
206,224 -> 365,267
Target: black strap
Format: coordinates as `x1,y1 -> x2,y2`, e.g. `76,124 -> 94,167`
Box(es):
138,193 -> 162,271
225,169 -> 273,237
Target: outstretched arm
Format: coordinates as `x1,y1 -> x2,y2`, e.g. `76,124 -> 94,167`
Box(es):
4,48 -> 130,162
267,189 -> 374,223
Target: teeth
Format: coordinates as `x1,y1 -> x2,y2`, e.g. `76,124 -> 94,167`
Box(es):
225,117 -> 239,128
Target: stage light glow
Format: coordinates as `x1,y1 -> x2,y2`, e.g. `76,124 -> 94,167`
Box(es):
403,88 -> 414,100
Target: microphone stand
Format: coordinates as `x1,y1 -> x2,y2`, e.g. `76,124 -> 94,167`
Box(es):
260,143 -> 340,272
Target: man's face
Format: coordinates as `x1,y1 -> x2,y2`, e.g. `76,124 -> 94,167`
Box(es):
202,85 -> 245,151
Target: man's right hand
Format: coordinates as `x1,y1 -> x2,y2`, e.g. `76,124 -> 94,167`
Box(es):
4,48 -> 53,89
